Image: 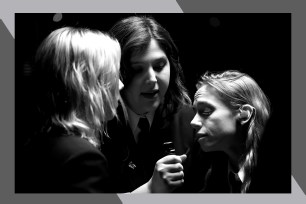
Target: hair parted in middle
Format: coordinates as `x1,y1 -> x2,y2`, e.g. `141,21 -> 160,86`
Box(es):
109,15 -> 191,115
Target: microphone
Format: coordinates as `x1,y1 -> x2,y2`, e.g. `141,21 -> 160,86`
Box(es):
163,141 -> 175,155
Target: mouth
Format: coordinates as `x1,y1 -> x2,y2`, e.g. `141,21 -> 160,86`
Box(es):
141,90 -> 159,99
195,133 -> 208,141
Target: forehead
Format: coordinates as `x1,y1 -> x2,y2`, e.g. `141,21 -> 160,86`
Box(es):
130,39 -> 167,64
194,85 -> 225,106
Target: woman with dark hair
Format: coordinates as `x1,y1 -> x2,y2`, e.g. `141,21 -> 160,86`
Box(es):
180,70 -> 271,193
103,16 -> 195,193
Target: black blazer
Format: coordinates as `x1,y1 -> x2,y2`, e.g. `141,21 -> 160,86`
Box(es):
18,128 -> 112,193
102,105 -> 195,193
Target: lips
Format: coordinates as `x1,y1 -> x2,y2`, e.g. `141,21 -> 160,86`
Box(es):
195,133 -> 208,141
141,90 -> 159,99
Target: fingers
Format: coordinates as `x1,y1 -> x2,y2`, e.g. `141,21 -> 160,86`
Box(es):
156,156 -> 185,184
158,154 -> 187,164
162,171 -> 185,187
167,179 -> 184,187
179,154 -> 187,163
164,162 -> 184,173
150,154 -> 187,192
166,171 -> 184,181
155,154 -> 187,175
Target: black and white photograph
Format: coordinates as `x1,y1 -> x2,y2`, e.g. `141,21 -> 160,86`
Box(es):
15,13 -> 291,193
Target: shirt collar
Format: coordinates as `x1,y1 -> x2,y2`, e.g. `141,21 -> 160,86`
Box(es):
237,168 -> 245,183
228,162 -> 244,183
126,106 -> 155,137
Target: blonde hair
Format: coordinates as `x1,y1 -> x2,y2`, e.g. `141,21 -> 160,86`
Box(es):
34,27 -> 121,148
197,70 -> 271,192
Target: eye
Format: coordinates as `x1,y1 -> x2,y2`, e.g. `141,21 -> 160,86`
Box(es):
198,107 -> 213,117
153,60 -> 166,72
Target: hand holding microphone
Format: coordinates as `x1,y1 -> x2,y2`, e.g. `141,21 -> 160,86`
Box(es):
148,154 -> 187,193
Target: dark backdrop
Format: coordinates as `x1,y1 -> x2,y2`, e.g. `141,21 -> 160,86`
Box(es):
15,13 -> 291,193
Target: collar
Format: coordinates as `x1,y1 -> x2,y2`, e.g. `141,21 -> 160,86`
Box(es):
228,162 -> 245,183
126,106 -> 155,139
237,168 -> 245,183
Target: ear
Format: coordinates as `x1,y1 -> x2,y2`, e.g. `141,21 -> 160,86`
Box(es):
238,104 -> 255,125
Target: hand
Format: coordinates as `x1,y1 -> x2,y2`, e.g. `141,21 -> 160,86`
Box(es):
149,154 -> 187,193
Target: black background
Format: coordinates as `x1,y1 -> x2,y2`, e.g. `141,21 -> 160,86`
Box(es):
15,13 -> 291,193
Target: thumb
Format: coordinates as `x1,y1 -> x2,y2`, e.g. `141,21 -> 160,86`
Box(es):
179,154 -> 187,163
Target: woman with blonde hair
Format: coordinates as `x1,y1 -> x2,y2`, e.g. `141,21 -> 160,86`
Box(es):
20,27 -> 122,192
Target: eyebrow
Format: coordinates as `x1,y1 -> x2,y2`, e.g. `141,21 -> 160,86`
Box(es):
130,61 -> 144,66
194,101 -> 213,109
130,56 -> 167,65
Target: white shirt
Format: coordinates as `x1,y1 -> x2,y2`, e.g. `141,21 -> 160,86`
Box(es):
228,162 -> 245,183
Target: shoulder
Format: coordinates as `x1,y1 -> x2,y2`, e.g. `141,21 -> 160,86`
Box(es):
23,134 -> 110,193
34,134 -> 107,165
56,135 -> 100,153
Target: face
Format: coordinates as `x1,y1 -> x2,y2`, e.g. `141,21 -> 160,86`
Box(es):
122,39 -> 170,115
190,85 -> 240,153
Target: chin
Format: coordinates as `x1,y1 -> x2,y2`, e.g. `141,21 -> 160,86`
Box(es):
199,142 -> 217,152
145,101 -> 160,112
142,106 -> 158,114
152,102 -> 160,110
199,146 -> 210,152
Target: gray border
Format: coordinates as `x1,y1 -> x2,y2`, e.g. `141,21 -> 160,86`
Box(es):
1,0 -> 305,204
0,18 -> 15,201
0,0 -> 182,37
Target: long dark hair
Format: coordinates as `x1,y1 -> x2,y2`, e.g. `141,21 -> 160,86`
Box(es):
109,16 -> 191,116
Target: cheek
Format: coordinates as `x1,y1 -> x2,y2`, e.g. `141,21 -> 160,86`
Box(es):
211,117 -> 237,139
157,65 -> 170,94
125,76 -> 143,95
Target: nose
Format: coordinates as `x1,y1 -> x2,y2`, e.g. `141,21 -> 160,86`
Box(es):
146,67 -> 157,85
190,114 -> 202,131
119,79 -> 124,91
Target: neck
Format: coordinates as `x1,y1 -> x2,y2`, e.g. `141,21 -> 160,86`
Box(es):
226,143 -> 246,173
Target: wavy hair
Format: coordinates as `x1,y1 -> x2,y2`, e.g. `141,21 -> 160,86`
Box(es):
197,70 -> 271,192
109,16 -> 191,116
34,27 -> 121,148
